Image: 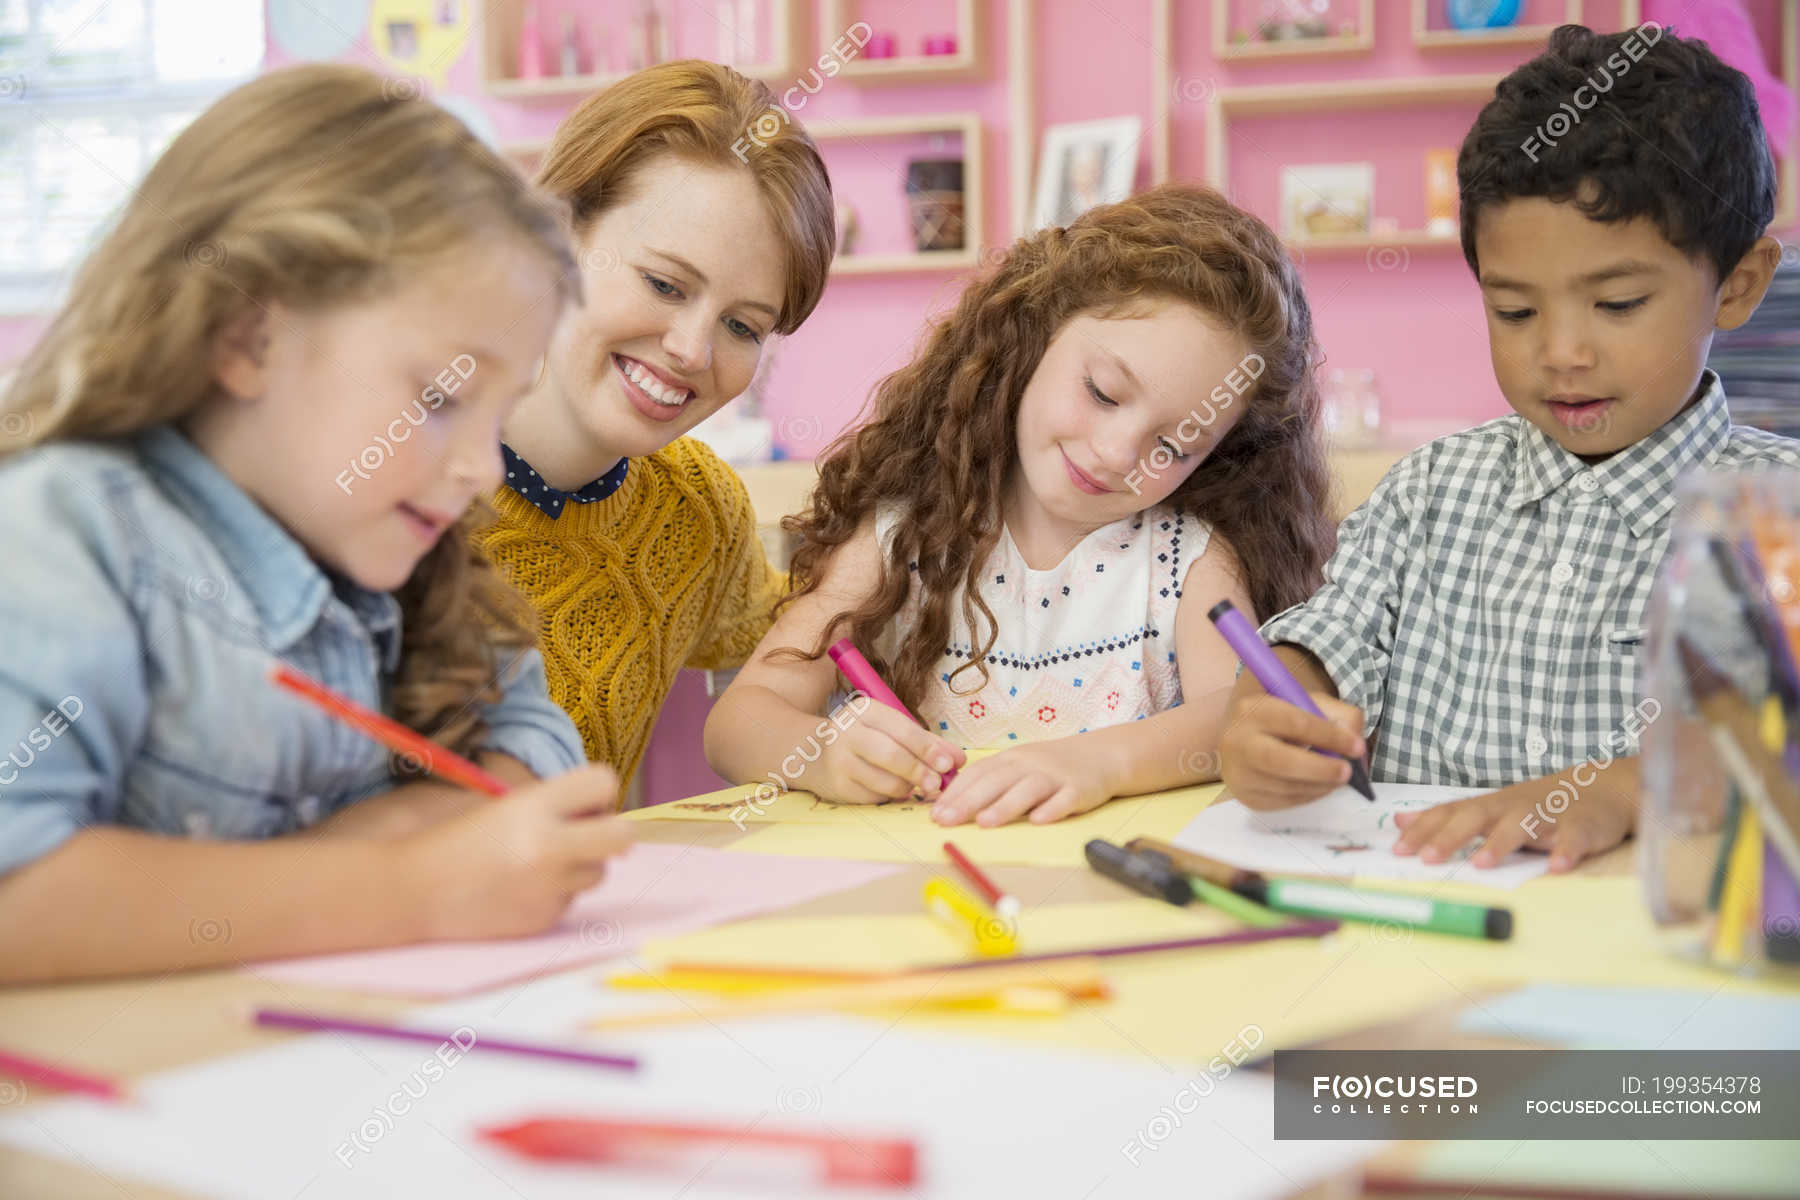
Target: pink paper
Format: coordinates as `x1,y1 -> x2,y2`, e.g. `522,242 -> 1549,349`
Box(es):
251,842 -> 896,997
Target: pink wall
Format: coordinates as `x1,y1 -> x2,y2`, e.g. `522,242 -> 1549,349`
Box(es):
4,1 -> 1794,803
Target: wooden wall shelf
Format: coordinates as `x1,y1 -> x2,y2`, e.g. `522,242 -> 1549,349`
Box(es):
1215,0 -> 1376,63
807,112 -> 985,276
479,0 -> 803,98
821,0 -> 986,85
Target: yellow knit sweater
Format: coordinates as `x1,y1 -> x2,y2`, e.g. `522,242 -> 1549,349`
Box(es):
476,438 -> 785,788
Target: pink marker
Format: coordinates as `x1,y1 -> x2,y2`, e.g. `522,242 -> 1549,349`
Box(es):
826,638 -> 959,789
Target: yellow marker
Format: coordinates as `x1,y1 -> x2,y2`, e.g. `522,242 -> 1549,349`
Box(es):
924,876 -> 1018,958
586,960 -> 1103,1030
606,969 -> 1076,1014
1711,807 -> 1764,966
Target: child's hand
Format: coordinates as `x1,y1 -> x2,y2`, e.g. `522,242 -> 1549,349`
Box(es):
1218,692 -> 1367,811
401,763 -> 634,940
930,740 -> 1112,827
808,702 -> 966,805
1392,772 -> 1637,873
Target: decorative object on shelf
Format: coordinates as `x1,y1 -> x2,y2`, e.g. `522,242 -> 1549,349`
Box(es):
905,159 -> 966,252
1031,116 -> 1142,233
516,0 -> 544,78
923,34 -> 958,55
627,0 -> 669,70
1425,148 -> 1459,238
834,201 -> 859,257
865,32 -> 897,57
1320,368 -> 1383,448
653,0 -> 674,62
1280,162 -> 1374,238
1257,0 -> 1335,40
385,18 -> 420,60
558,11 -> 583,76
712,0 -> 760,66
370,0 -> 469,85
1445,0 -> 1522,30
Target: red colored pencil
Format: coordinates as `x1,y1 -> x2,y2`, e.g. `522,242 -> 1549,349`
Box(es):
483,1116 -> 918,1188
0,1047 -> 131,1103
943,840 -> 1018,918
268,663 -> 509,797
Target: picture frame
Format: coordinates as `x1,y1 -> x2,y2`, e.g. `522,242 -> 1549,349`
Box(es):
1279,162 -> 1375,239
1030,116 -> 1143,233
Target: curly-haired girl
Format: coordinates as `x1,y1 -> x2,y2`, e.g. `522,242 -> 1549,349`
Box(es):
705,183 -> 1336,826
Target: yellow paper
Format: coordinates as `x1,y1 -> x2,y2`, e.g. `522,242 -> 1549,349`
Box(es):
643,898 -> 1234,973
626,782 -> 884,825
724,785 -> 1224,867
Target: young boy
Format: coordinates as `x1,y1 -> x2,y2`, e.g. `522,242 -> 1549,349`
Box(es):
1219,24 -> 1798,870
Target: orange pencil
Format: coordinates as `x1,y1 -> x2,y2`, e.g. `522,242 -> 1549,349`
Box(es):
268,663 -> 509,797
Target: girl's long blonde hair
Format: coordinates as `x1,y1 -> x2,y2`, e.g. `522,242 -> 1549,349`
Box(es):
0,63 -> 580,760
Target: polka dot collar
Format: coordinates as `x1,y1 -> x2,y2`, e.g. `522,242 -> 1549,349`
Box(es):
502,443 -> 629,519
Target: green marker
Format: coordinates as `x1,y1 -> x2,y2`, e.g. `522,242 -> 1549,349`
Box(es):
1241,877 -> 1512,941
1126,837 -> 1512,941
1186,874 -> 1289,928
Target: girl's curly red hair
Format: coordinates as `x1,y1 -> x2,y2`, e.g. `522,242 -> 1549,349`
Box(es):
781,183 -> 1337,711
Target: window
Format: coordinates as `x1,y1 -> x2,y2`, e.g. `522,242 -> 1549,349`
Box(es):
0,1 -> 264,311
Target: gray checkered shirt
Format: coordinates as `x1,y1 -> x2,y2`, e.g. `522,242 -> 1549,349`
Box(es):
1261,373 -> 1800,787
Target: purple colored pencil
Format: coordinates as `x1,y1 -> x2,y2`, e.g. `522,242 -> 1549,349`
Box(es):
1207,599 -> 1376,800
253,1007 -> 640,1072
925,917 -> 1339,971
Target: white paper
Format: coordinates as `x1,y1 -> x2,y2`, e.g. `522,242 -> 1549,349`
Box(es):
1174,783 -> 1551,889
0,966 -> 1375,1199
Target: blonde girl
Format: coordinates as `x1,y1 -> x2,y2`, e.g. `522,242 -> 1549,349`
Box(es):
0,64 -> 628,983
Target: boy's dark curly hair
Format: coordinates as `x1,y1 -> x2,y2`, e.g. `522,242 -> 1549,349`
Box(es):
1457,23 -> 1777,281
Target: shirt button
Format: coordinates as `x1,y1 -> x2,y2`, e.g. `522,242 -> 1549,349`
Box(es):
1550,562 -> 1575,585
1577,472 -> 1598,492
1526,733 -> 1549,757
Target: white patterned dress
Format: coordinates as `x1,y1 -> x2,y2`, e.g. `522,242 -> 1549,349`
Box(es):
871,503 -> 1209,748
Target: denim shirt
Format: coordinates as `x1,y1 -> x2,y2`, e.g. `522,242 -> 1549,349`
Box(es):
0,427 -> 585,877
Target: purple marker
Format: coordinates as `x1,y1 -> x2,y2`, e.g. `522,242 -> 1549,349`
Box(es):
1207,599 -> 1376,801
1764,843 -> 1800,965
